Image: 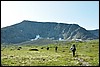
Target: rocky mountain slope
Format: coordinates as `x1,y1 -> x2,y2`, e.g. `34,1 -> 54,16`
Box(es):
1,20 -> 98,44
88,29 -> 99,37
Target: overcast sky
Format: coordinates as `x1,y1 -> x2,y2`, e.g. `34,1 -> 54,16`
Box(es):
1,1 -> 99,30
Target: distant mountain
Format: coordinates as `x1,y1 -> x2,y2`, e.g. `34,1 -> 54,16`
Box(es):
88,29 -> 99,37
1,20 -> 98,44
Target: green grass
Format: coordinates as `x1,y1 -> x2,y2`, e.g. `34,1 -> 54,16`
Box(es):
1,39 -> 99,66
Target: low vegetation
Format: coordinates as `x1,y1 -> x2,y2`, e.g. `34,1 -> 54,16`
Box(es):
1,39 -> 99,66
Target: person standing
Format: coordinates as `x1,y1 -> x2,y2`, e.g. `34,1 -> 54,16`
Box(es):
47,47 -> 49,50
55,46 -> 58,52
70,44 -> 76,57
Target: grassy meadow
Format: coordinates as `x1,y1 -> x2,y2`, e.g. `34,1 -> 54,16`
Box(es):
1,39 -> 99,66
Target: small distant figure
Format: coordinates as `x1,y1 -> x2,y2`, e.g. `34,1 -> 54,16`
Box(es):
55,46 -> 58,52
47,47 -> 49,50
70,44 -> 76,57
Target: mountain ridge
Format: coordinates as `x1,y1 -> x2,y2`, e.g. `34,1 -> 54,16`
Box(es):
1,20 -> 99,44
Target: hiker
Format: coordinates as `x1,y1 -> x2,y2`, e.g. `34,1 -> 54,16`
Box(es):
55,46 -> 58,52
70,44 -> 76,57
47,47 -> 49,50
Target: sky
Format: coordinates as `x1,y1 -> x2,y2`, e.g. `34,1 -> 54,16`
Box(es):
1,1 -> 99,30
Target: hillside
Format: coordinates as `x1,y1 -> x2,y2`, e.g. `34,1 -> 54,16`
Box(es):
18,39 -> 56,45
1,20 -> 98,44
88,29 -> 99,37
1,39 -> 99,66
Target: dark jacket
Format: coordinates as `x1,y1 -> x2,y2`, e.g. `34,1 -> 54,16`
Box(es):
70,45 -> 76,52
